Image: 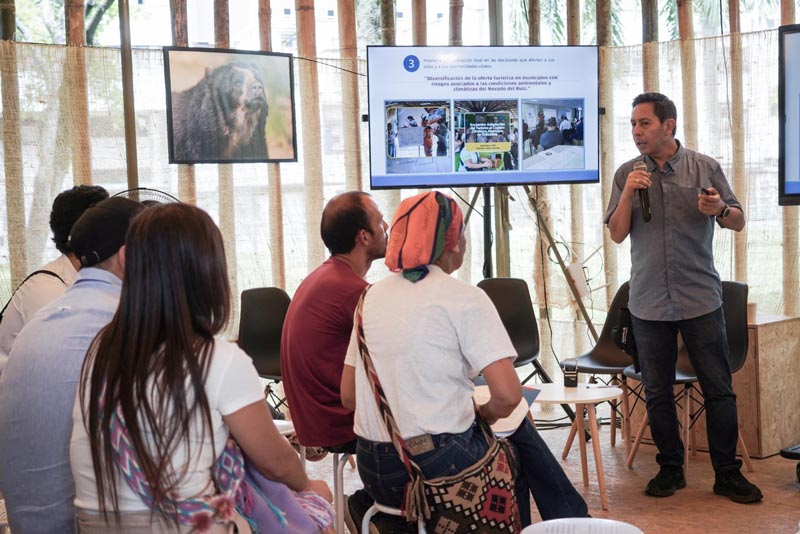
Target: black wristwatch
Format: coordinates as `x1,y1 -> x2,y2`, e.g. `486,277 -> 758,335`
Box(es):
718,204 -> 730,218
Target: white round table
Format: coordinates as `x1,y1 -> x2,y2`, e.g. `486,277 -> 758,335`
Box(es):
522,517 -> 643,533
531,383 -> 623,510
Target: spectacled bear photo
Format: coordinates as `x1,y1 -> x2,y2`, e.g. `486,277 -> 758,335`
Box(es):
170,62 -> 269,162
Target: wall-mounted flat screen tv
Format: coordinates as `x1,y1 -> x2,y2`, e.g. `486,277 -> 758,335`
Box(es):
780,24 -> 800,206
164,46 -> 297,164
367,45 -> 599,189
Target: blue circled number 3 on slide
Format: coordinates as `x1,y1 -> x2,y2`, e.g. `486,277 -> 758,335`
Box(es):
403,55 -> 420,73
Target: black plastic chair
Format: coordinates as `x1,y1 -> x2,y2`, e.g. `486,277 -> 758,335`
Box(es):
559,282 -> 635,453
624,281 -> 753,476
478,277 -> 577,424
237,287 -> 291,409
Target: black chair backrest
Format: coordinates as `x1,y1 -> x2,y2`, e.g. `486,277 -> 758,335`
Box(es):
237,287 -> 291,380
477,277 -> 539,366
722,281 -> 749,374
586,281 -> 635,367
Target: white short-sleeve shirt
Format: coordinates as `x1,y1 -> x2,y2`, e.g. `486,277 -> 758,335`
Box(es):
344,266 -> 517,442
70,340 -> 265,511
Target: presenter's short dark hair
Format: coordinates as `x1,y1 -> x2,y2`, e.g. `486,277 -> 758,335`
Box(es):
49,185 -> 110,255
320,192 -> 371,255
632,92 -> 678,136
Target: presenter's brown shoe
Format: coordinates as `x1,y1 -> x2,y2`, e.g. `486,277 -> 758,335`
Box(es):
645,465 -> 686,497
713,470 -> 763,503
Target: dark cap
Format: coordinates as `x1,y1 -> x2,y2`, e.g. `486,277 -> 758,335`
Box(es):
68,197 -> 143,267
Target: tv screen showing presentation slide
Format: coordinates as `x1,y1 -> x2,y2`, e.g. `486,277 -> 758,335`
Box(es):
780,24 -> 800,206
367,45 -> 599,189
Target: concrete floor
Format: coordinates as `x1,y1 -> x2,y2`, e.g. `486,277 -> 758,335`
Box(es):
306,414 -> 800,534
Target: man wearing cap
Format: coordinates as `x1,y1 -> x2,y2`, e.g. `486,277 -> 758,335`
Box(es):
0,197 -> 143,534
0,185 -> 108,373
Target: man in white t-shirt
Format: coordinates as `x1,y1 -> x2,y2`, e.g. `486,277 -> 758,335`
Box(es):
0,185 -> 108,373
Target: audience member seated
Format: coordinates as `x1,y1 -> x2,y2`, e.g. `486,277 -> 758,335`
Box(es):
0,197 -> 142,534
0,185 -> 108,373
341,191 -> 588,530
70,203 -> 331,533
540,117 -> 564,151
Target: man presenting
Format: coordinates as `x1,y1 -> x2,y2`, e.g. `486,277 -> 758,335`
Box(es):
0,197 -> 143,533
605,92 -> 761,503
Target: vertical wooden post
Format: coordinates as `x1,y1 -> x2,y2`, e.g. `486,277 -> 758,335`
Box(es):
598,0 -> 617,307
528,0 -> 539,46
449,0 -> 463,46
566,0 -> 584,355
641,0 -> 659,92
66,0 -> 92,185
380,0 -> 400,214
728,0 -> 747,283
677,0 -> 698,150
0,0 -> 27,286
214,0 -> 239,326
449,0 -> 472,283
338,0 -> 363,192
119,0 -> 139,189
259,0 -> 286,289
781,0 -> 799,316
170,0 -> 197,205
296,0 -> 325,268
412,0 -> 426,46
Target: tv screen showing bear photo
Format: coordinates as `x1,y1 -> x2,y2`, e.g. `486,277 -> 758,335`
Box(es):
164,47 -> 297,164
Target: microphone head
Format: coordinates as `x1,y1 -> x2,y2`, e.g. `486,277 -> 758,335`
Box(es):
633,161 -> 648,172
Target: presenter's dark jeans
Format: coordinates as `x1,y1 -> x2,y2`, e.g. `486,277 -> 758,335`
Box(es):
632,307 -> 742,474
357,419 -> 587,526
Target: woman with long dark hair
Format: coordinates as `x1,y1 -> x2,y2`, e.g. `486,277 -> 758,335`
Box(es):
71,203 -> 330,533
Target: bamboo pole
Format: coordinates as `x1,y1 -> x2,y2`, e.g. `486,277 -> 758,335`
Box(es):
0,1 -> 27,286
566,0 -> 585,355
598,0 -> 617,308
449,0 -> 472,284
449,0 -> 463,46
380,0 -> 400,214
66,0 -> 92,185
338,0 -> 362,192
170,0 -> 197,205
677,0 -> 698,150
214,0 -> 239,328
259,0 -> 286,289
641,0 -> 659,92
118,0 -> 138,189
526,1 -> 555,379
728,0 -> 747,283
781,0 -> 798,316
486,0 -> 510,278
412,0 -> 426,46
296,0 -> 325,269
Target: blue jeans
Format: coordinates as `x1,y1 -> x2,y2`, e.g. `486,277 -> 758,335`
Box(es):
357,419 -> 587,526
631,307 -> 742,474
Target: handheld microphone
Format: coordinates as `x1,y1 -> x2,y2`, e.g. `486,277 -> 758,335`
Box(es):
633,161 -> 651,222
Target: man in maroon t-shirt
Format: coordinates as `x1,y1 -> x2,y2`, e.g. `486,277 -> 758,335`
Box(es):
281,191 -> 388,452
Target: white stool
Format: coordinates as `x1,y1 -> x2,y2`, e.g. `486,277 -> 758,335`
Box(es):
522,517 -> 642,533
362,502 -> 426,534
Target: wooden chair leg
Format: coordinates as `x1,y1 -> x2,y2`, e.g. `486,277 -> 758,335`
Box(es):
563,418 -> 578,460
348,455 -> 356,469
626,411 -> 649,469
738,431 -> 754,473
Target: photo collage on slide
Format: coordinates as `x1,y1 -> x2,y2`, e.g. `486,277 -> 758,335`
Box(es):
384,98 -> 586,176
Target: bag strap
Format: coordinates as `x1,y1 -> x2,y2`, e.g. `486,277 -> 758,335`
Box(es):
0,269 -> 65,322
354,286 -> 495,521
